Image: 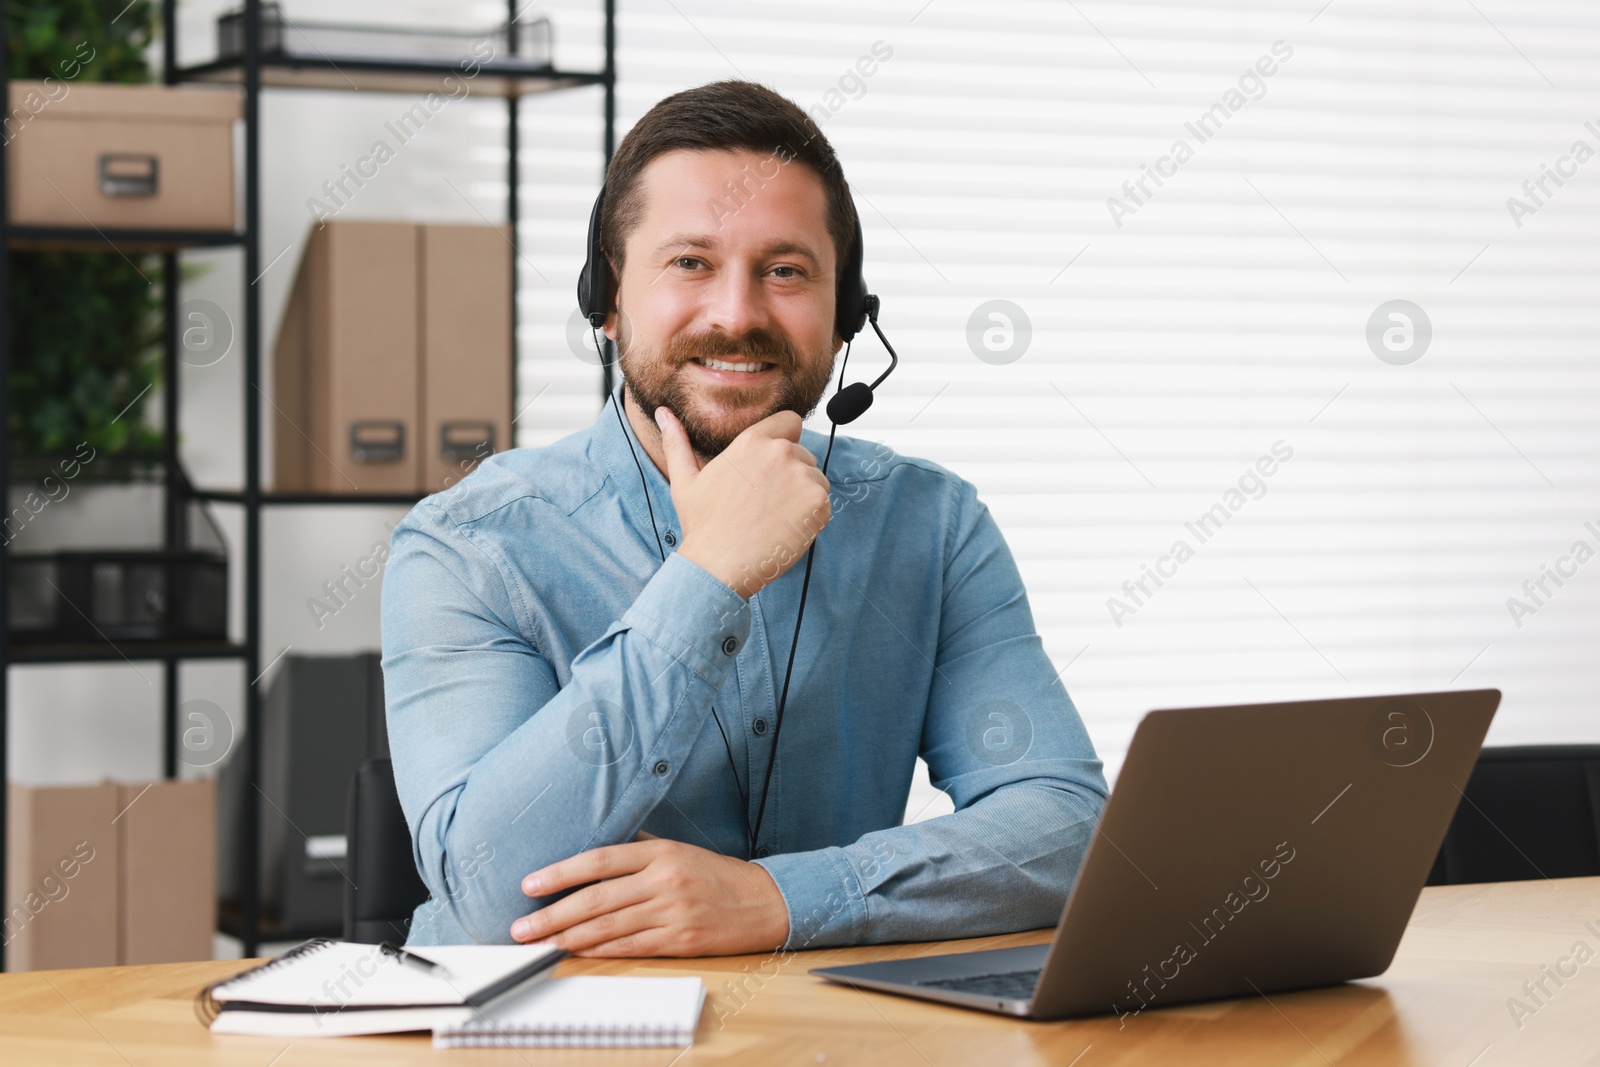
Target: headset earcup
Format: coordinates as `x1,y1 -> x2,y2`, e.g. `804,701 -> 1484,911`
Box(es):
838,272 -> 868,343
835,215 -> 869,342
576,267 -> 593,320
577,185 -> 609,327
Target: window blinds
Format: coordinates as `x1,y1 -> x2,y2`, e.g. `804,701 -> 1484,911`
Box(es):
496,0 -> 1600,806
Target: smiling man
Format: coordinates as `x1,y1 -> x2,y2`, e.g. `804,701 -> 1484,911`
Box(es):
381,80 -> 1108,957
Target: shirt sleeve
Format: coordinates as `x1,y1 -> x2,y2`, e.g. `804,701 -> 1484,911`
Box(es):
381,499 -> 750,944
754,477 -> 1110,949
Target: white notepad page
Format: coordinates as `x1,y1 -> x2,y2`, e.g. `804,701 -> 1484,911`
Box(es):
212,942 -> 563,1008
432,976 -> 707,1048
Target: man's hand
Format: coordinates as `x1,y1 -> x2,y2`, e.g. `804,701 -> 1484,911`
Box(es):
656,407 -> 830,599
510,834 -> 790,957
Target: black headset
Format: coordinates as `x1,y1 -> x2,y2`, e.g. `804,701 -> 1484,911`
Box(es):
576,174 -> 901,857
577,180 -> 897,424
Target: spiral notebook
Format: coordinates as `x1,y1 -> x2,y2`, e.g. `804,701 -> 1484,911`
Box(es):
197,938 -> 566,1037
432,975 -> 707,1048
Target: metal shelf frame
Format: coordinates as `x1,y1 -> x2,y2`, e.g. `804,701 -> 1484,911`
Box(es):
0,0 -> 616,966
6,226 -> 245,251
177,53 -> 605,97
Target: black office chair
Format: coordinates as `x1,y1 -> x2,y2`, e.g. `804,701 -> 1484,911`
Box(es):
1427,745 -> 1600,886
344,756 -> 431,944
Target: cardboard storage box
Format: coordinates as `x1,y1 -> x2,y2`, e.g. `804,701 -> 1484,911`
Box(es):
5,778 -> 216,971
117,778 -> 216,966
273,220 -> 510,494
273,221 -> 421,494
420,224 -> 513,493
6,81 -> 240,231
4,782 -> 119,972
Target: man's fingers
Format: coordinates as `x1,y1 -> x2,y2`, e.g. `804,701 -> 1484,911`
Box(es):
538,902 -> 664,955
654,406 -> 701,485
573,926 -> 671,958
747,409 -> 803,443
521,841 -> 653,898
511,873 -> 651,943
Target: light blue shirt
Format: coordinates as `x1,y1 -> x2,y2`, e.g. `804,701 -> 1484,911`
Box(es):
382,382 -> 1108,950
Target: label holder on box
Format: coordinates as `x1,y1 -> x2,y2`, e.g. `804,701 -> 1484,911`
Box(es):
439,421 -> 495,463
98,154 -> 160,198
350,420 -> 406,463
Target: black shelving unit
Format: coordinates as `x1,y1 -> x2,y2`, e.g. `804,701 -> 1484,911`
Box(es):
0,0 -> 616,966
7,227 -> 245,251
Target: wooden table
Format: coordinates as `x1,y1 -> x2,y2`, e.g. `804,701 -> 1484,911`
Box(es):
2,876 -> 1597,1065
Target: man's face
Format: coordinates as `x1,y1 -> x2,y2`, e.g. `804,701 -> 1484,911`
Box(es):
607,148 -> 840,458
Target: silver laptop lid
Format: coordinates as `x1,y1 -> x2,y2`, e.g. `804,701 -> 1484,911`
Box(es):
1031,688 -> 1500,1020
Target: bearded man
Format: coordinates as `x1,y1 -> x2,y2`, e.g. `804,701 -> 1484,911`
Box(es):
382,79 -> 1107,956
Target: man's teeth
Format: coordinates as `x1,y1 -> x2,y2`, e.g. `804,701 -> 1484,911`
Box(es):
696,357 -> 771,373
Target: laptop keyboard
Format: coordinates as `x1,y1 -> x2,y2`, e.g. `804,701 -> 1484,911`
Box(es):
915,967 -> 1041,1001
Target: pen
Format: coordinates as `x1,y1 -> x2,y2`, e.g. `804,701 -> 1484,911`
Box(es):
379,940 -> 453,979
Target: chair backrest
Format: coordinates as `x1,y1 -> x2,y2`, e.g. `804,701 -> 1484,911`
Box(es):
1427,745 -> 1600,885
344,756 -> 430,944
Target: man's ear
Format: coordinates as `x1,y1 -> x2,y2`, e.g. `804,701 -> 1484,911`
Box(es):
602,252 -> 621,340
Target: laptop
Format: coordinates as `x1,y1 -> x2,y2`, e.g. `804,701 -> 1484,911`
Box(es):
812,689 -> 1501,1021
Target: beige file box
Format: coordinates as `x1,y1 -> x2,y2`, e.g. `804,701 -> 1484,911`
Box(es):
6,81 -> 239,231
273,220 -> 420,494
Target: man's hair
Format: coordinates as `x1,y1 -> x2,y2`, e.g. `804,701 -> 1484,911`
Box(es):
599,80 -> 857,286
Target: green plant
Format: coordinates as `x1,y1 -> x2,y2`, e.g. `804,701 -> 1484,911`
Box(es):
6,0 -> 164,463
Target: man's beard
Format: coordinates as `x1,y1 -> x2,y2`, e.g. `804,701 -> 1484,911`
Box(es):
619,321 -> 836,458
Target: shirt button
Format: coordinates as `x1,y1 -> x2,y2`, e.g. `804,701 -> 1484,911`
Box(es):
663,531 -> 677,547
755,846 -> 771,859
721,636 -> 738,655
652,760 -> 670,777
752,717 -> 768,736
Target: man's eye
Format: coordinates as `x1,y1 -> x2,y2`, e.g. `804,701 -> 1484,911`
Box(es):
674,256 -> 704,270
770,266 -> 800,279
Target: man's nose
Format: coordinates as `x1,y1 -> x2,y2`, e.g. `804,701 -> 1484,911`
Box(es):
702,266 -> 770,339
